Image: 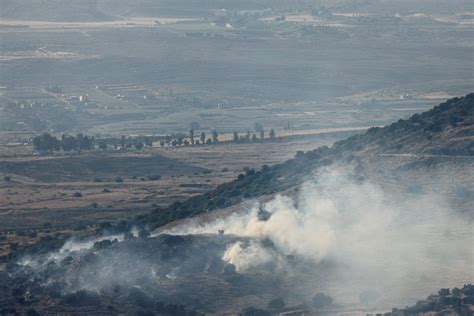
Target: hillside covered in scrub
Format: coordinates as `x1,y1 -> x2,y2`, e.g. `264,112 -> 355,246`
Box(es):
138,94 -> 474,229
387,284 -> 474,316
2,94 -> 473,315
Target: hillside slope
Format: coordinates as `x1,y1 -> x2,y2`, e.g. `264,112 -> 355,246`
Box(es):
139,94 -> 474,228
334,93 -> 474,156
3,94 -> 472,316
387,285 -> 474,316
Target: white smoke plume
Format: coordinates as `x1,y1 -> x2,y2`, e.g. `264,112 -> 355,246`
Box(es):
16,166 -> 472,307
222,240 -> 278,272
163,167 -> 473,305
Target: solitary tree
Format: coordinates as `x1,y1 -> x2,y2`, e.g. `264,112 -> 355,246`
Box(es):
134,142 -> 144,150
190,129 -> 195,145
144,137 -> 153,147
177,135 -> 184,146
245,130 -> 251,141
200,132 -> 206,144
251,134 -> 257,142
269,129 -> 276,141
260,130 -> 265,141
120,135 -> 126,148
212,130 -> 218,142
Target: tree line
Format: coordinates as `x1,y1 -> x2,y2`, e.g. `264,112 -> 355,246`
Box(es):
33,128 -> 277,153
33,133 -> 95,153
232,129 -> 276,143
160,130 -> 219,147
159,128 -> 276,147
33,133 -> 156,153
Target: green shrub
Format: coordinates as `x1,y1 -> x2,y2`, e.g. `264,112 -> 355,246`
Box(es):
124,231 -> 134,240
138,229 -> 150,239
147,175 -> 162,181
61,290 -> 100,307
241,306 -> 270,316
73,192 -> 82,198
268,297 -> 285,309
72,224 -> 87,231
312,293 -> 333,308
295,150 -> 305,158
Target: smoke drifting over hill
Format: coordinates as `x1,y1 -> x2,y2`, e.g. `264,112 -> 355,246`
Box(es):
5,116 -> 473,312
4,97 -> 473,312
164,166 -> 473,303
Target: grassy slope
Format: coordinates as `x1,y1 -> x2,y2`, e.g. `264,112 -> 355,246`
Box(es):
138,94 -> 474,228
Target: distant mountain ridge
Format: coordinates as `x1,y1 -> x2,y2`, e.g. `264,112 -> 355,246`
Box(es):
1,0 -> 470,21
138,94 -> 474,228
0,0 -> 299,21
0,0 -> 115,22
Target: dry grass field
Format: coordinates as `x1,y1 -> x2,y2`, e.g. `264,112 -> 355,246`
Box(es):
0,131 -> 351,232
0,131 -> 353,268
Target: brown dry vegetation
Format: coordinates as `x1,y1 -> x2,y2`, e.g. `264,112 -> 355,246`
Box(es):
0,132 -> 350,267
0,132 -> 348,231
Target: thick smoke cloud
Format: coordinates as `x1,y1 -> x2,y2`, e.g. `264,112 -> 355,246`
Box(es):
16,166 -> 472,307
163,166 -> 473,305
